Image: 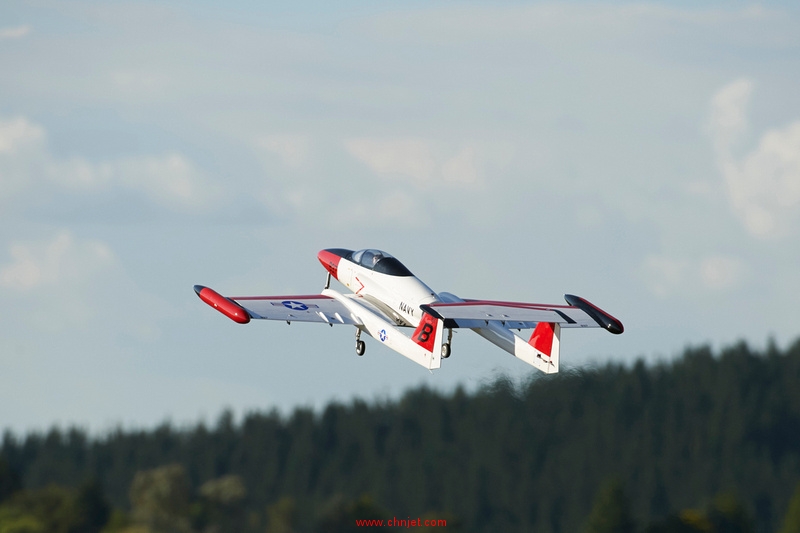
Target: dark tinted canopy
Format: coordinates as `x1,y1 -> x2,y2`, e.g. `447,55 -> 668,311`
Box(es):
348,249 -> 414,276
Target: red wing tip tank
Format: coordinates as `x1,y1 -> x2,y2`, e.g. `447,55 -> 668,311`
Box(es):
194,285 -> 250,324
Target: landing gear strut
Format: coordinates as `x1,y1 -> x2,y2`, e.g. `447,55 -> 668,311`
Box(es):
355,329 -> 365,356
441,328 -> 452,358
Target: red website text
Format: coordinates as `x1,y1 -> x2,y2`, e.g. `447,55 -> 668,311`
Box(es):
355,516 -> 447,528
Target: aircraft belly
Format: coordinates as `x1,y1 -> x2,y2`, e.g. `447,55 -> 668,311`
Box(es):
322,289 -> 442,370
472,322 -> 517,354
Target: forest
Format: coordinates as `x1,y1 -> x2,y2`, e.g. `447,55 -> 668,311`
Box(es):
2,338 -> 800,533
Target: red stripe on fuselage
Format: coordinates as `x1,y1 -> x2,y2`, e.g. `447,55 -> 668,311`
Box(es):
430,300 -> 574,310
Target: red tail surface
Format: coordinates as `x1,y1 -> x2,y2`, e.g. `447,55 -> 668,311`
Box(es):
412,312 -> 440,352
529,322 -> 556,357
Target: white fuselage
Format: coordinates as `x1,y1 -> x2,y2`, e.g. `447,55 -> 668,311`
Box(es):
333,258 -> 438,328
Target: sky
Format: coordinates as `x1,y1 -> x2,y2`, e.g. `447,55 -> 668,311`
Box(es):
1,0 -> 799,435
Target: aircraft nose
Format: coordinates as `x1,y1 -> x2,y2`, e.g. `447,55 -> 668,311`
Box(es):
318,249 -> 351,279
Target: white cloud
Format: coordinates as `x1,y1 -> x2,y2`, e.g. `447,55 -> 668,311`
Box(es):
700,255 -> 746,290
708,79 -> 753,154
338,189 -> 427,228
709,80 -> 800,239
360,4 -> 789,49
115,153 -> 213,208
0,25 -> 31,40
345,138 -> 485,188
374,190 -> 425,225
346,138 -> 437,185
1,115 -> 215,211
110,69 -> 170,96
0,117 -> 46,201
0,230 -> 170,339
441,145 -> 480,186
641,253 -> 746,297
0,231 -> 114,291
641,255 -> 690,298
257,135 -> 310,169
48,157 -> 113,189
732,122 -> 800,237
0,116 -> 44,154
47,152 -> 214,208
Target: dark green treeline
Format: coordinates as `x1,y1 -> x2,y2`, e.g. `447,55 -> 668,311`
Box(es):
2,338 -> 800,532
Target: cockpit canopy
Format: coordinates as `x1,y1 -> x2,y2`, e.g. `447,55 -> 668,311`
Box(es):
348,249 -> 414,277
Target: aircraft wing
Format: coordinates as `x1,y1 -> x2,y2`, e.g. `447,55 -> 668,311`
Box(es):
421,293 -> 623,334
194,285 -> 368,325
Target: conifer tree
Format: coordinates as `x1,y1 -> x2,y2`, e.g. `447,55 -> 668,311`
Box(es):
585,479 -> 636,533
779,483 -> 800,533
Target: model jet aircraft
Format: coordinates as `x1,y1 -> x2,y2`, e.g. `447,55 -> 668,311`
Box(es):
194,248 -> 623,374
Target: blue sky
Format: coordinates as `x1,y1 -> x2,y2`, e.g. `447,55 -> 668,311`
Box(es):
2,1 -> 799,434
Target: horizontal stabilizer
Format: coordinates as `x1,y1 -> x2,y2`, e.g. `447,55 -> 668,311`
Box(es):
421,294 -> 624,334
563,294 -> 623,334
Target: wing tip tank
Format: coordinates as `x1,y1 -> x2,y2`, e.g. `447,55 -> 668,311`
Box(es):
194,284 -> 251,324
564,294 -> 624,334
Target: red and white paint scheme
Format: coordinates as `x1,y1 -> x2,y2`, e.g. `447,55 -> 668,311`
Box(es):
194,248 -> 623,373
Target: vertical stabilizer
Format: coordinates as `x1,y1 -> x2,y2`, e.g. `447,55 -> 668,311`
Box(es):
413,312 -> 443,370
528,322 -> 560,373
